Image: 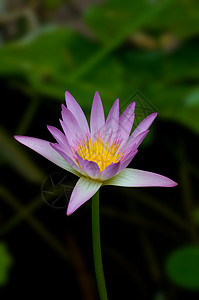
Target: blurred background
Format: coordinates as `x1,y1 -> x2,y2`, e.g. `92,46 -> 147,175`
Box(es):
0,0 -> 199,299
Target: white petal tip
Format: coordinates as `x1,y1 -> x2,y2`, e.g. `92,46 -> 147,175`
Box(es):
65,90 -> 71,97
154,177 -> 178,187
131,101 -> 136,109
66,207 -> 73,216
153,112 -> 158,118
14,135 -> 27,144
61,103 -> 66,110
66,202 -> 82,216
46,125 -> 53,131
167,180 -> 178,187
14,135 -> 19,141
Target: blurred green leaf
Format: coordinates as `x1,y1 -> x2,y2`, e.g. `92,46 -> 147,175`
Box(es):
85,0 -> 167,43
0,127 -> 45,183
0,242 -> 13,286
44,0 -> 64,10
165,246 -> 199,290
0,5 -> 199,134
148,0 -> 199,40
119,46 -> 199,134
163,45 -> 199,83
0,27 -> 123,107
185,88 -> 199,107
83,0 -> 199,134
150,85 -> 199,133
85,0 -> 199,42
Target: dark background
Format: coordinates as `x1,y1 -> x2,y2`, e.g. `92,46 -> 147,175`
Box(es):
0,0 -> 199,299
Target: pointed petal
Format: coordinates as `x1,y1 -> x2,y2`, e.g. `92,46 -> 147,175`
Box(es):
133,130 -> 149,147
90,91 -> 105,139
47,125 -> 74,158
61,106 -> 83,146
131,112 -> 157,139
103,168 -> 178,187
50,143 -> 82,174
75,153 -> 101,179
100,162 -> 121,181
61,104 -> 82,135
65,91 -> 89,134
118,149 -> 138,173
103,98 -> 119,142
47,125 -> 65,144
14,136 -> 80,176
67,177 -> 102,215
125,130 -> 149,152
118,102 -> 135,142
59,119 -> 75,147
106,98 -> 119,132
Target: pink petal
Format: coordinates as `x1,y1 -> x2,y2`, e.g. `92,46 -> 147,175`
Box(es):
50,143 -> 81,174
47,125 -> 74,158
75,152 -> 101,179
65,91 -> 89,134
133,130 -> 149,147
118,102 -> 135,142
130,112 -> 157,140
14,135 -> 80,176
59,119 -> 75,148
125,130 -> 149,152
103,98 -> 119,143
67,177 -> 102,215
103,168 -> 178,187
100,162 -> 121,181
47,125 -> 65,144
117,149 -> 138,173
61,106 -> 83,145
90,91 -> 105,139
61,104 -> 81,133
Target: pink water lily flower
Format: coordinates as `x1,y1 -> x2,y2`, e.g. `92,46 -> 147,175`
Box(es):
14,91 -> 177,215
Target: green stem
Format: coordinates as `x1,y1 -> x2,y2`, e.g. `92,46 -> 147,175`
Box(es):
92,190 -> 108,300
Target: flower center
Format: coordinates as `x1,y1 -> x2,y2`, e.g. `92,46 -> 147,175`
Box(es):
74,134 -> 124,172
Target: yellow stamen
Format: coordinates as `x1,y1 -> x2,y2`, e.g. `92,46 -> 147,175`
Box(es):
75,134 -> 124,172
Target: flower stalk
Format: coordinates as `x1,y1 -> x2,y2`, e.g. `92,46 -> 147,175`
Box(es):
92,190 -> 108,300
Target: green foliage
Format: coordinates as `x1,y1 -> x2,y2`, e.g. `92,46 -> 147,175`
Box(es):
0,27 -> 123,108
165,246 -> 199,290
0,242 -> 13,286
185,88 -> 199,107
0,0 -> 199,133
85,0 -> 160,43
85,0 -> 199,41
148,0 -> 199,39
44,0 -> 64,10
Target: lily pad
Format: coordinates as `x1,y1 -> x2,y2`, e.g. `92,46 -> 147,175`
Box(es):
165,245 -> 199,290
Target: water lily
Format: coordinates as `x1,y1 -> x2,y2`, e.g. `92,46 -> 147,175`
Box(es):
14,91 -> 177,215
14,91 -> 178,300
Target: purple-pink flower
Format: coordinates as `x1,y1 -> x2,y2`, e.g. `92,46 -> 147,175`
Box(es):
14,91 -> 177,215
